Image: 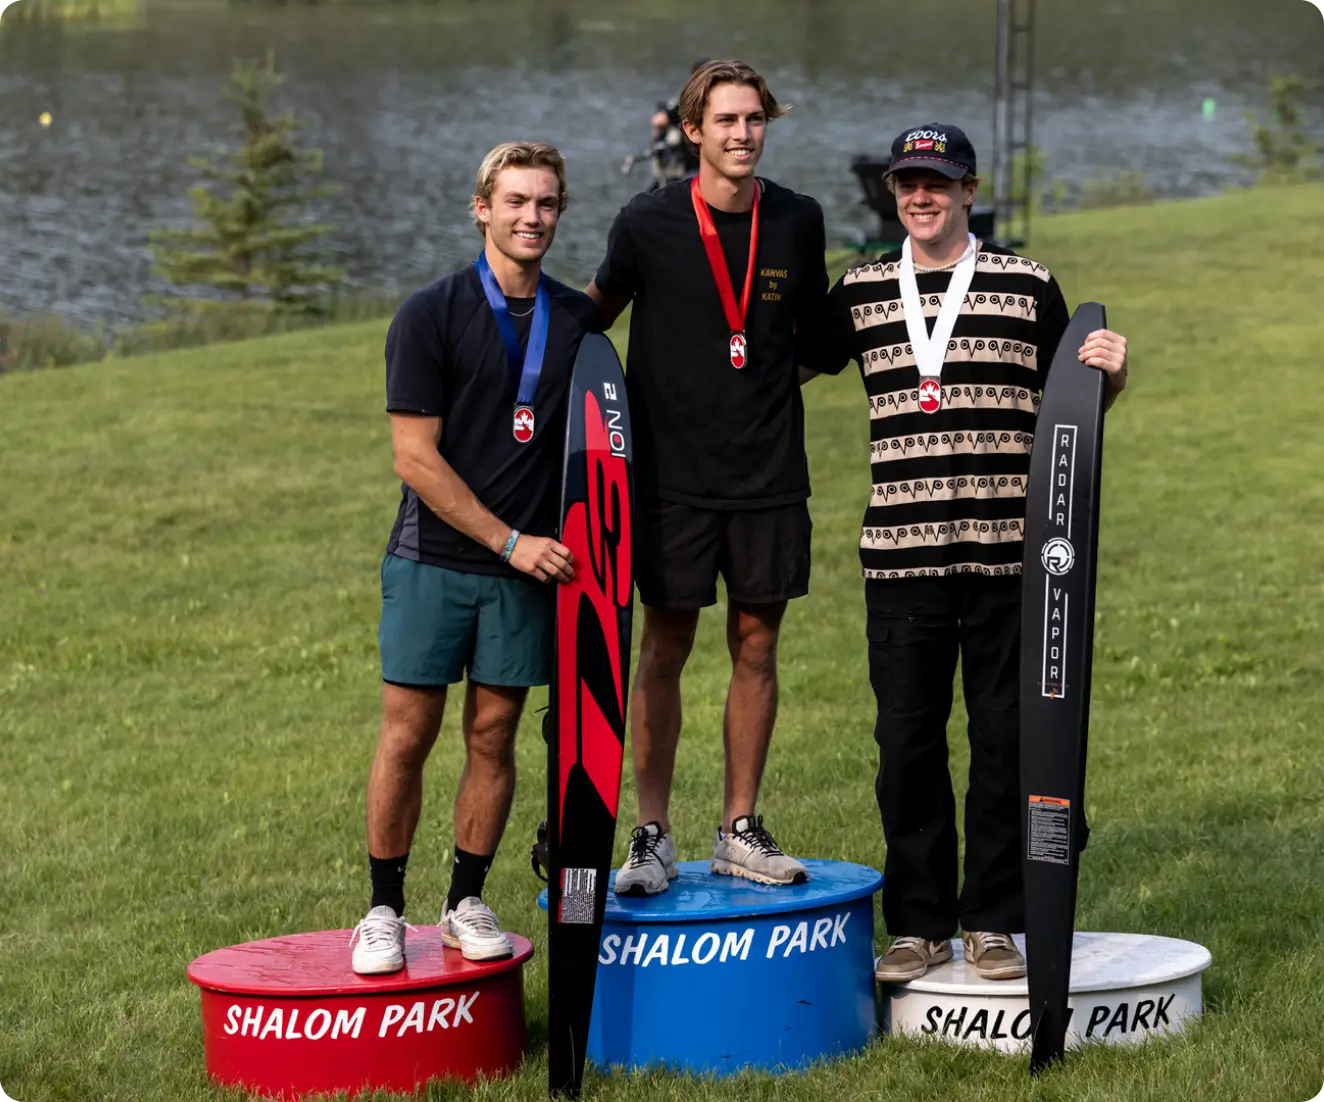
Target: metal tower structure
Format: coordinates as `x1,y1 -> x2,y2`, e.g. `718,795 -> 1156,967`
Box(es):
850,2 -> 1037,253
991,0 -> 1036,248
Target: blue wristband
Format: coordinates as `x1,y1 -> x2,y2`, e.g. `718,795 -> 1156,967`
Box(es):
500,529 -> 520,564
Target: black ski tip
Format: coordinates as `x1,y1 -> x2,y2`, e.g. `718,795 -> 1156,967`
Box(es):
1069,300 -> 1107,337
549,1032 -> 585,1098
1028,1008 -> 1065,1077
1029,1047 -> 1063,1077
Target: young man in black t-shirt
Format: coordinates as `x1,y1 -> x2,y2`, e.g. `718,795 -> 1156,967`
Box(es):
803,124 -> 1129,983
588,60 -> 828,895
350,142 -> 598,975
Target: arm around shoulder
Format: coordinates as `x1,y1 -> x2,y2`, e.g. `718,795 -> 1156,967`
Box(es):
796,274 -> 857,380
586,278 -> 631,331
588,204 -> 642,330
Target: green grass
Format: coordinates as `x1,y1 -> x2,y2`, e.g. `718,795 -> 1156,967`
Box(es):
3,184 -> 1323,1102
0,294 -> 408,374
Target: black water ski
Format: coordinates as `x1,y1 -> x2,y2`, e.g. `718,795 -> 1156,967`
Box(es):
546,334 -> 634,1097
1020,303 -> 1108,1075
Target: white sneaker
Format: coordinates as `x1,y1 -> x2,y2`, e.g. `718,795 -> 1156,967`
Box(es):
349,905 -> 411,975
711,814 -> 808,886
440,897 -> 513,961
614,822 -> 678,897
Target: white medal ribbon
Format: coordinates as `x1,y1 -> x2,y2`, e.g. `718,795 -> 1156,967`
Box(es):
898,232 -> 979,387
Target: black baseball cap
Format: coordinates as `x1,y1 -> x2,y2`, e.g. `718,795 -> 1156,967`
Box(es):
884,123 -> 977,179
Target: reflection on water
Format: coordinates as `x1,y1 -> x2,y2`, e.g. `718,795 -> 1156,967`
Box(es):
1,0 -> 146,25
0,0 -> 1320,323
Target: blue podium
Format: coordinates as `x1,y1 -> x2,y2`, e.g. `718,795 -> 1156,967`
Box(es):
539,859 -> 883,1076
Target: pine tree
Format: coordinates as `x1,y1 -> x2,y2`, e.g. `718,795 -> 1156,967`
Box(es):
149,52 -> 344,319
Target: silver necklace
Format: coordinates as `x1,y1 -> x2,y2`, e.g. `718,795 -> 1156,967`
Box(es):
508,304 -> 535,318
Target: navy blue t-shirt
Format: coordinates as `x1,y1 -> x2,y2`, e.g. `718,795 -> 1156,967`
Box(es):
384,264 -> 599,575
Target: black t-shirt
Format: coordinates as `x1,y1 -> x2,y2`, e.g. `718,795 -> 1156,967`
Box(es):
594,178 -> 828,508
384,265 -> 599,575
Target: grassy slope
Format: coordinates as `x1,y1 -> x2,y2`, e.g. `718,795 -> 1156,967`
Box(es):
1,185 -> 1322,1102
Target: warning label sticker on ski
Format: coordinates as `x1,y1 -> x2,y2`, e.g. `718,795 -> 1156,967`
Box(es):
558,867 -> 598,925
1027,795 -> 1072,865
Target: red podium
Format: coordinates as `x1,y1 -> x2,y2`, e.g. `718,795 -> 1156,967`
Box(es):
188,926 -> 534,1099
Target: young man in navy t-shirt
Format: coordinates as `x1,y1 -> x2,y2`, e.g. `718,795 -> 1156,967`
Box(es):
350,142 -> 598,975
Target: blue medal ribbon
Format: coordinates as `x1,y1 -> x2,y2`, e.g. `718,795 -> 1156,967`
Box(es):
474,252 -> 550,411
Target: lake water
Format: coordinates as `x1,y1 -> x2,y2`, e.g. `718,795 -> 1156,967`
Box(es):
1,0 -> 1321,324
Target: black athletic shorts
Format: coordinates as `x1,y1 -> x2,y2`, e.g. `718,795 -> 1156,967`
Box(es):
634,498 -> 812,610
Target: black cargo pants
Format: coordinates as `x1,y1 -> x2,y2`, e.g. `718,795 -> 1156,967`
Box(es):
867,573 -> 1025,939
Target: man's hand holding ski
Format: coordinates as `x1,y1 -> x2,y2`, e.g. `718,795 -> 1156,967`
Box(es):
509,534 -> 575,583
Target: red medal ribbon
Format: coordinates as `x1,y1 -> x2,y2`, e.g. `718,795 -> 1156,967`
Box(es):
691,175 -> 760,368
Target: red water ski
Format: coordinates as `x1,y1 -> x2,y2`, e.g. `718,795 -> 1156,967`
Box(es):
546,334 -> 633,1097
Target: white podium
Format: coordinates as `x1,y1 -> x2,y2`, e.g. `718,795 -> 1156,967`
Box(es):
881,932 -> 1212,1052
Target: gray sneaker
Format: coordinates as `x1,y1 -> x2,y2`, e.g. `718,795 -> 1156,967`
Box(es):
614,822 -> 678,897
874,936 -> 953,983
962,931 -> 1027,980
710,814 -> 808,886
440,897 -> 513,961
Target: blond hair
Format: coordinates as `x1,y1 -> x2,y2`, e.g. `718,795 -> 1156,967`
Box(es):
677,60 -> 789,138
469,141 -> 569,236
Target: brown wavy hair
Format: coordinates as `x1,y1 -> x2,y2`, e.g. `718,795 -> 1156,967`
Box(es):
677,60 -> 789,138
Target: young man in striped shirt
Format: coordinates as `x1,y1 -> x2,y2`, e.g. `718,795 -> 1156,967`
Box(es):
805,124 -> 1129,982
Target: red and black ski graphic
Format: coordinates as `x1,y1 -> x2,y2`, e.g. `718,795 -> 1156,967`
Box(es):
1020,302 -> 1108,1074
546,334 -> 633,1098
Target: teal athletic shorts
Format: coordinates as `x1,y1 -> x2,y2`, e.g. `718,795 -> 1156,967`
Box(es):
379,553 -> 555,687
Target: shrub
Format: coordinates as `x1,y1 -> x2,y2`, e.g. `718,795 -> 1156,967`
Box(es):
0,312 -> 106,373
1078,171 -> 1157,210
1236,74 -> 1324,184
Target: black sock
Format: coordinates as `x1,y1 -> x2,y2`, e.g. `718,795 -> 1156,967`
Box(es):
369,852 -> 409,917
447,847 -> 494,911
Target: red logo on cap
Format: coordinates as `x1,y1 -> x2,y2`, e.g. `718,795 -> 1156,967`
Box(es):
914,139 -> 935,150
918,379 -> 942,414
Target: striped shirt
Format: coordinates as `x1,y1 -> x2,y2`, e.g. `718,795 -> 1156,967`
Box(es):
813,242 -> 1070,578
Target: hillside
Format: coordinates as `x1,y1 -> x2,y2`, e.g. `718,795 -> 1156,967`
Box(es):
2,184 -> 1322,1102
